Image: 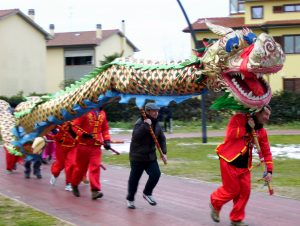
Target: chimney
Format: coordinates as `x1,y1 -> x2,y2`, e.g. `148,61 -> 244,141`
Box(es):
28,9 -> 35,21
49,24 -> 55,36
96,24 -> 102,39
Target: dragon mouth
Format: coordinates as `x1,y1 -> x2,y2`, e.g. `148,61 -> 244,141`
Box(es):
222,71 -> 271,108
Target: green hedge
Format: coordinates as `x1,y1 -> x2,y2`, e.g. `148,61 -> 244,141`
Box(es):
269,91 -> 300,124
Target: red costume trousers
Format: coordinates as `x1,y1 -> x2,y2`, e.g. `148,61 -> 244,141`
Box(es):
71,144 -> 102,191
211,158 -> 251,222
51,144 -> 75,184
5,149 -> 21,171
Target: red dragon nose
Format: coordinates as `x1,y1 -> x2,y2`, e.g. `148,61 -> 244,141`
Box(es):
240,45 -> 265,96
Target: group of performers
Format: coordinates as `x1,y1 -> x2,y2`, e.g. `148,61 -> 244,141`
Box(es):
3,103 -> 273,226
4,107 -> 112,200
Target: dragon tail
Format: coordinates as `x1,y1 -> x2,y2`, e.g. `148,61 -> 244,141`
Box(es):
0,100 -> 22,156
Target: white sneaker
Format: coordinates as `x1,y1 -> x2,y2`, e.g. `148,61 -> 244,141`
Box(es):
143,194 -> 157,206
65,183 -> 73,191
50,175 -> 57,185
127,200 -> 136,209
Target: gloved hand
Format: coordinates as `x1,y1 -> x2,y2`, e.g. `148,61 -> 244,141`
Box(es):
103,140 -> 111,150
51,128 -> 59,135
263,171 -> 272,182
82,133 -> 93,139
144,118 -> 152,125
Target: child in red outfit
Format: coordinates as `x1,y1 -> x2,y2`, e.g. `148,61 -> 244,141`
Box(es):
49,122 -> 76,191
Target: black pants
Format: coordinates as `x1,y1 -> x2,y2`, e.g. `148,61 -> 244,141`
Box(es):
24,158 -> 42,176
126,160 -> 161,201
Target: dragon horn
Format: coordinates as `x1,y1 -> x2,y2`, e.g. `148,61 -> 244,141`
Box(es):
205,19 -> 234,36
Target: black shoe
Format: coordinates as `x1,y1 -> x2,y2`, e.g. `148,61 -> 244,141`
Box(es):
230,221 -> 248,226
209,203 -> 220,223
143,194 -> 157,206
36,174 -> 42,179
72,185 -> 80,197
25,174 -> 30,179
91,191 -> 103,200
127,200 -> 136,209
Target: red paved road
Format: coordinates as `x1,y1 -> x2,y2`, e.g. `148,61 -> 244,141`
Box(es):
0,130 -> 300,226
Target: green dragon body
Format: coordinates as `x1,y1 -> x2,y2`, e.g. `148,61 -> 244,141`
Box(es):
0,21 -> 285,155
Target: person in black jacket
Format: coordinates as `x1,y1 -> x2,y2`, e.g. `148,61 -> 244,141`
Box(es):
126,102 -> 167,209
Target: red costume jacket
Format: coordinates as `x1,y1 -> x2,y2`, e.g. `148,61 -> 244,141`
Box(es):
53,122 -> 76,147
71,110 -> 111,146
216,113 -> 273,172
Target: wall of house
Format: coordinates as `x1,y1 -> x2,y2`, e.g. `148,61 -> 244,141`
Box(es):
46,48 -> 65,93
0,14 -> 47,96
267,27 -> 300,92
95,34 -> 135,67
244,0 -> 300,24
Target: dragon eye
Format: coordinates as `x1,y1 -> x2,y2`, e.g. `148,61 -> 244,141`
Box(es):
253,37 -> 257,42
233,43 -> 239,50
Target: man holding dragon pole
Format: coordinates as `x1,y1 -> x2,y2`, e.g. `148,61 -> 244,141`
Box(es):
209,105 -> 273,226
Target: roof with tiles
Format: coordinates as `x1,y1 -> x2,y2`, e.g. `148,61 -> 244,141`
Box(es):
183,17 -> 300,32
0,9 -> 51,39
0,9 -> 17,18
46,29 -> 139,51
46,29 -> 119,46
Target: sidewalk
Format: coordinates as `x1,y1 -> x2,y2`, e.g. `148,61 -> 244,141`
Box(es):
111,129 -> 300,141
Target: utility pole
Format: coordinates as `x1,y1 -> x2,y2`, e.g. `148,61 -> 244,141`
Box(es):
176,0 -> 207,143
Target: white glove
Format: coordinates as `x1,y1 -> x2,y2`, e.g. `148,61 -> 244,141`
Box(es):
144,118 -> 152,125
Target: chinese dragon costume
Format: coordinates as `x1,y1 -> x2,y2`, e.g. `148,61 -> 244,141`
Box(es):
0,21 -> 285,155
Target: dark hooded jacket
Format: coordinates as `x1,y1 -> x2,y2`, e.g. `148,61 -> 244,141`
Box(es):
129,116 -> 167,161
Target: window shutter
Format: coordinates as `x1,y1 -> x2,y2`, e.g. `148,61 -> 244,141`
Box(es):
273,6 -> 283,13
273,36 -> 283,48
295,78 -> 300,93
284,79 -> 294,92
284,78 -> 300,93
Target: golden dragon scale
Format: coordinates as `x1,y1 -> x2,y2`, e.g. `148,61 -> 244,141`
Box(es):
0,21 -> 285,155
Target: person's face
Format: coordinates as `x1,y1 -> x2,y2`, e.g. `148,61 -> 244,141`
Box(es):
256,107 -> 271,125
148,109 -> 159,119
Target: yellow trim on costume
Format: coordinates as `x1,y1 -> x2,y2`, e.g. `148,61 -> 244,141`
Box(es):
216,146 -> 248,162
61,144 -> 75,148
237,127 -> 240,138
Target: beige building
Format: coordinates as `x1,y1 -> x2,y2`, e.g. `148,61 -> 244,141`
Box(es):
46,22 -> 139,93
0,8 -> 139,96
0,9 -> 51,96
184,0 -> 300,93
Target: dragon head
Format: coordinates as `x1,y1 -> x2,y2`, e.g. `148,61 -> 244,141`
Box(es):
201,21 -> 285,109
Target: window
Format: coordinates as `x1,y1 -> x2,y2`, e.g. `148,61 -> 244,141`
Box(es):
230,0 -> 245,14
284,35 -> 300,54
284,78 -> 300,93
65,56 -> 93,65
284,4 -> 300,12
251,6 -> 263,19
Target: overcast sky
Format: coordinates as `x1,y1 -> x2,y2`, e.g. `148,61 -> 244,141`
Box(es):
0,0 -> 228,60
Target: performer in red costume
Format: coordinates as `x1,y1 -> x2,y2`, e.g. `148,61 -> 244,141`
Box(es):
5,147 -> 22,174
70,108 -> 111,200
49,122 -> 76,191
209,105 -> 273,226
